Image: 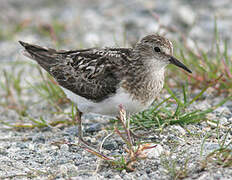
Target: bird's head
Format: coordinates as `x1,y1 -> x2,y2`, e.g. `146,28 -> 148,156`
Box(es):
134,34 -> 192,73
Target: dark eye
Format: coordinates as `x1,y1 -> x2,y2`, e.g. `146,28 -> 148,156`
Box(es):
154,47 -> 161,52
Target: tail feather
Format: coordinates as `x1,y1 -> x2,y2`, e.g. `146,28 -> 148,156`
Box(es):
19,41 -> 58,72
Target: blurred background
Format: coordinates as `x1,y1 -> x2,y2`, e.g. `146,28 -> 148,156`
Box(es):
0,0 -> 231,62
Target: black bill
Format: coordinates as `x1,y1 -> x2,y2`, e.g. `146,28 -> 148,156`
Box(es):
169,56 -> 192,73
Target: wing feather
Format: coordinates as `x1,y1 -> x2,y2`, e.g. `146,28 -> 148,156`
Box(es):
19,41 -> 133,102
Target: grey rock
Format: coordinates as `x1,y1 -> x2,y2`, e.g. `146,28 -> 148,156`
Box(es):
85,123 -> 102,134
64,126 -> 78,137
103,140 -> 118,150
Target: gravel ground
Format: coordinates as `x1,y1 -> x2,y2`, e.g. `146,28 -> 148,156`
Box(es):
0,0 -> 231,179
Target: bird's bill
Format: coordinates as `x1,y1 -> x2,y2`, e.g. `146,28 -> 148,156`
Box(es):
169,56 -> 192,73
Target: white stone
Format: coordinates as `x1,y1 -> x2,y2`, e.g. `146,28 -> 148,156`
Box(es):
145,144 -> 164,159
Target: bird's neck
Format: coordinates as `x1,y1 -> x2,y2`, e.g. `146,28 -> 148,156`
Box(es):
122,63 -> 165,104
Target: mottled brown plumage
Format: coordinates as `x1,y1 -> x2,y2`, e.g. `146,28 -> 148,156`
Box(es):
19,34 -> 191,147
19,35 -> 191,105
19,41 -> 130,102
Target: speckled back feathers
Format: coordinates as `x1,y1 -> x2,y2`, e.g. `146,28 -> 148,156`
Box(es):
19,34 -> 173,104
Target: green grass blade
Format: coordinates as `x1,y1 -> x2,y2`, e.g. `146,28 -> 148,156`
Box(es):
187,85 -> 209,106
165,85 -> 183,106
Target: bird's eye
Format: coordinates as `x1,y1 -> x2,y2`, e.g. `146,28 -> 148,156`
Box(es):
154,47 -> 161,52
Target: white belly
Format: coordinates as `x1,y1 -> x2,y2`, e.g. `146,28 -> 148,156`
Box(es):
61,87 -> 153,116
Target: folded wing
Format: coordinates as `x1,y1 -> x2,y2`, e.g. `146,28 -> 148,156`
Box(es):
19,41 -> 132,102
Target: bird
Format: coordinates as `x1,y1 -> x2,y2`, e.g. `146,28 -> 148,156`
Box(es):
19,34 -> 191,147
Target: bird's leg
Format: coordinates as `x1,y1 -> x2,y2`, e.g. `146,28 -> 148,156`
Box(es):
75,108 -> 113,160
75,109 -> 92,147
